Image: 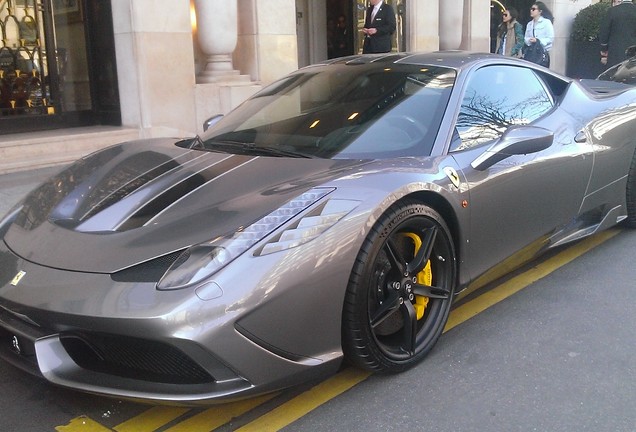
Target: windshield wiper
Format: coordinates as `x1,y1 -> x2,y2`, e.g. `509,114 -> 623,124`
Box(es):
202,140 -> 314,158
250,144 -> 315,159
191,135 -> 205,149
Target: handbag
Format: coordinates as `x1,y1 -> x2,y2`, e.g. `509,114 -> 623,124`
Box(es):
523,28 -> 549,67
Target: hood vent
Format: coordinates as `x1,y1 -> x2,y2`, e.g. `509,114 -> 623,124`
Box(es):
79,159 -> 181,222
115,155 -> 254,231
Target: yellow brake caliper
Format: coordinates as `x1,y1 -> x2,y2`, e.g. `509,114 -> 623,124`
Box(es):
401,233 -> 432,320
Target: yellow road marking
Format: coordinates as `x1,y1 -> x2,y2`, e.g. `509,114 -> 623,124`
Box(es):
114,406 -> 190,432
163,393 -> 278,432
235,367 -> 371,432
55,416 -> 112,432
56,229 -> 619,432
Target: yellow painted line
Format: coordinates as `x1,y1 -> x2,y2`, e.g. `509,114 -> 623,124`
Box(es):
113,406 -> 190,432
55,416 -> 112,432
445,229 -> 619,332
235,367 -> 371,431
163,393 -> 278,432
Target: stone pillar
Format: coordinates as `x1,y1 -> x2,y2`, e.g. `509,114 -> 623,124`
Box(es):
192,0 -> 261,133
234,0 -> 298,84
439,0 -> 464,50
459,0 -> 490,52
112,0 -> 197,137
408,0 -> 440,51
194,0 -> 246,83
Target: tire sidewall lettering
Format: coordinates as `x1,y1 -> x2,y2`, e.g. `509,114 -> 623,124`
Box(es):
379,205 -> 431,240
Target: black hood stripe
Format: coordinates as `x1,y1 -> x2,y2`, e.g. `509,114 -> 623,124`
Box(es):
78,152 -> 209,222
115,155 -> 256,231
45,148 -> 208,230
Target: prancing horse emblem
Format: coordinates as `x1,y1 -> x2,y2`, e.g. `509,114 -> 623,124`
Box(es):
10,271 -> 26,286
11,336 -> 21,355
443,166 -> 461,189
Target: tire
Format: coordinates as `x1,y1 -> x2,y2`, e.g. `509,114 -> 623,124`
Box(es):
342,200 -> 457,373
626,149 -> 636,228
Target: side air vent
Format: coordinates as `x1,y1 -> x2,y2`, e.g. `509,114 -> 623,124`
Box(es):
110,250 -> 184,283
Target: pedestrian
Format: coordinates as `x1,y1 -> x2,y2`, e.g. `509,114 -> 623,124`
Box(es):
495,8 -> 524,57
332,14 -> 351,58
361,0 -> 396,54
524,2 -> 554,67
599,0 -> 636,68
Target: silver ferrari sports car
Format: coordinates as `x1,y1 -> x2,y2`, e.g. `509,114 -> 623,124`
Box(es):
2,52 -> 636,404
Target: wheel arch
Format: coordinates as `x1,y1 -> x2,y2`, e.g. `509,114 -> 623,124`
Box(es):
400,190 -> 462,277
341,191 -> 460,372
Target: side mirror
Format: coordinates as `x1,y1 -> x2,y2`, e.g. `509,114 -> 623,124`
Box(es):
626,45 -> 636,58
471,126 -> 554,171
203,114 -> 223,132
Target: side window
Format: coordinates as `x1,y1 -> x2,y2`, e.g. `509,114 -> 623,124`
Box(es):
451,66 -> 554,152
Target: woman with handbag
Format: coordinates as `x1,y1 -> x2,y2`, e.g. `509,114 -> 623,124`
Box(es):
524,2 -> 554,67
496,8 -> 524,57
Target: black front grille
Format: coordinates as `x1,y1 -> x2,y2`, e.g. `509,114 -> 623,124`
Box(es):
60,333 -> 214,385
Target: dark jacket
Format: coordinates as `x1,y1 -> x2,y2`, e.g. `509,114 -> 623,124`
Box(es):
600,2 -> 636,68
362,3 -> 396,54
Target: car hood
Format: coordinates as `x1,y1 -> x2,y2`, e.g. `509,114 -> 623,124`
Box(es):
4,138 -> 369,273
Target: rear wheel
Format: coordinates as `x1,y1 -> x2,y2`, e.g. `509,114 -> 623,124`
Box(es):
627,149 -> 636,228
342,201 -> 456,372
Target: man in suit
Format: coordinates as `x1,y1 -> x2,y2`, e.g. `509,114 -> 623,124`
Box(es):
362,0 -> 396,54
600,0 -> 636,68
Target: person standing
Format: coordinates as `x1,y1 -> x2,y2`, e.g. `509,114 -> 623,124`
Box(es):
362,0 -> 396,54
599,0 -> 636,68
524,2 -> 554,67
332,14 -> 352,58
496,8 -> 524,57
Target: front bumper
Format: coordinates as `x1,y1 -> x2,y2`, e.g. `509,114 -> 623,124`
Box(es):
0,240 -> 344,404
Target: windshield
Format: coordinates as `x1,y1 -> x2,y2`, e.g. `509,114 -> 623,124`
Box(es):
196,62 -> 456,159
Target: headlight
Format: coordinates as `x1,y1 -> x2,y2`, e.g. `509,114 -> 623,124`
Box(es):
157,188 -> 358,290
257,198 -> 359,255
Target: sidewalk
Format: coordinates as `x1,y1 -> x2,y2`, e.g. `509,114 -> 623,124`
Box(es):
0,165 -> 64,217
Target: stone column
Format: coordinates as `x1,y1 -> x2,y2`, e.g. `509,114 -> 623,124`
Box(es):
194,0 -> 244,83
459,0 -> 490,52
408,0 -> 440,51
112,0 -> 197,136
439,0 -> 464,50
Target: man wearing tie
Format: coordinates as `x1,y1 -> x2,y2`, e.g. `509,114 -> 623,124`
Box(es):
362,0 -> 396,54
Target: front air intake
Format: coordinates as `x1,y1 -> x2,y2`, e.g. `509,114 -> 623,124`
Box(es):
60,333 -> 214,384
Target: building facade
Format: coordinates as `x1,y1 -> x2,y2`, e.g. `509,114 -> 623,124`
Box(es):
0,0 -> 596,173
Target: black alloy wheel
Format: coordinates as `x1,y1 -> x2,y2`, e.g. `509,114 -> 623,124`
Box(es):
342,201 -> 457,372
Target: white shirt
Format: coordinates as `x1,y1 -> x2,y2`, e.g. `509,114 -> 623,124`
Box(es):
370,1 -> 383,21
524,16 -> 554,52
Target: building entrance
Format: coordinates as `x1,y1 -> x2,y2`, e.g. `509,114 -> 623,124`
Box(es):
324,0 -> 406,60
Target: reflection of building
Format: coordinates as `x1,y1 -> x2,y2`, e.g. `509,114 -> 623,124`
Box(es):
0,0 -> 598,174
